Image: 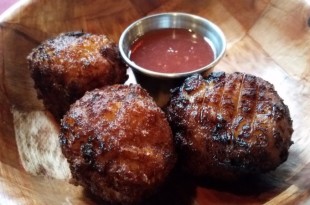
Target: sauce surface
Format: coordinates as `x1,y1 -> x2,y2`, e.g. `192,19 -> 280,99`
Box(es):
129,28 -> 214,73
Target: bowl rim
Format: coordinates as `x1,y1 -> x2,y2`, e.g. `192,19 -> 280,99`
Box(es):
119,12 -> 226,78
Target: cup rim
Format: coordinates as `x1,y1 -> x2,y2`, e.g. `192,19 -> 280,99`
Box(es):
119,12 -> 226,78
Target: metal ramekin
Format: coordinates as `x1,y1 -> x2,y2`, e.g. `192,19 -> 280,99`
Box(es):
119,12 -> 226,106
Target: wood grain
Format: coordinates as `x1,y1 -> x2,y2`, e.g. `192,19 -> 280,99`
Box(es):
0,0 -> 310,204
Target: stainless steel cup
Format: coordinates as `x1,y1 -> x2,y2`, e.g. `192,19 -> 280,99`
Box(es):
119,12 -> 226,107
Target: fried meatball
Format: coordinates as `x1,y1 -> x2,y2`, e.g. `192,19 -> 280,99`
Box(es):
27,31 -> 127,121
166,72 -> 293,180
60,84 -> 176,204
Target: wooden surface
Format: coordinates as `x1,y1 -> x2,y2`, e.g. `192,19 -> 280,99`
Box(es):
0,0 -> 310,204
0,0 -> 18,14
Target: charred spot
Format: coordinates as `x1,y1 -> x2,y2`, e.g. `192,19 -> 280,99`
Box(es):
240,99 -> 254,113
81,143 -> 95,163
256,134 -> 268,147
170,86 -> 181,94
90,92 -> 101,102
60,122 -> 68,131
213,122 -> 224,133
176,96 -> 190,106
242,88 -> 256,98
183,74 -> 204,93
65,31 -> 85,38
205,72 -> 225,84
211,117 -> 229,143
273,131 -> 284,149
100,44 -> 118,62
59,134 -> 68,146
244,74 -> 256,86
234,138 -> 249,148
31,45 -> 52,61
272,103 -> 286,120
212,114 -> 229,137
215,122 -> 224,131
167,98 -> 189,119
256,101 -> 269,113
174,131 -> 188,147
216,114 -> 226,124
239,132 -> 251,139
94,160 -> 112,175
212,132 -> 230,143
242,106 -> 251,113
241,123 -> 251,135
87,135 -> 106,154
95,141 -> 106,153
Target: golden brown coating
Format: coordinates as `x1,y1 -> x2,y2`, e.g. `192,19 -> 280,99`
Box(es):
166,72 -> 293,180
27,31 -> 127,121
60,84 -> 176,204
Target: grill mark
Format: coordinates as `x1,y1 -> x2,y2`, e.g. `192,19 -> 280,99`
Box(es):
232,73 -> 245,139
249,77 -> 259,142
221,74 -> 237,144
220,74 -> 235,121
198,80 -> 209,124
195,79 -> 211,152
218,75 -> 227,120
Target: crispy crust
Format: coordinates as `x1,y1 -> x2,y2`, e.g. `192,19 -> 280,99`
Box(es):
166,72 -> 293,179
27,31 -> 128,121
60,84 -> 176,204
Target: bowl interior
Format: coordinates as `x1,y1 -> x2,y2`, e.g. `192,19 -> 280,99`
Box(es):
1,0 -> 310,204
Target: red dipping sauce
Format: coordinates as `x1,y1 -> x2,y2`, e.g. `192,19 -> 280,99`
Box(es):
129,28 -> 214,73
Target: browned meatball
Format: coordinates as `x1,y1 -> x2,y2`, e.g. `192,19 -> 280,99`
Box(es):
27,31 -> 127,121
60,84 -> 176,204
166,72 -> 293,180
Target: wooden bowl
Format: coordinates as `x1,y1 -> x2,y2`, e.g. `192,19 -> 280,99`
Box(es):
0,0 -> 310,204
